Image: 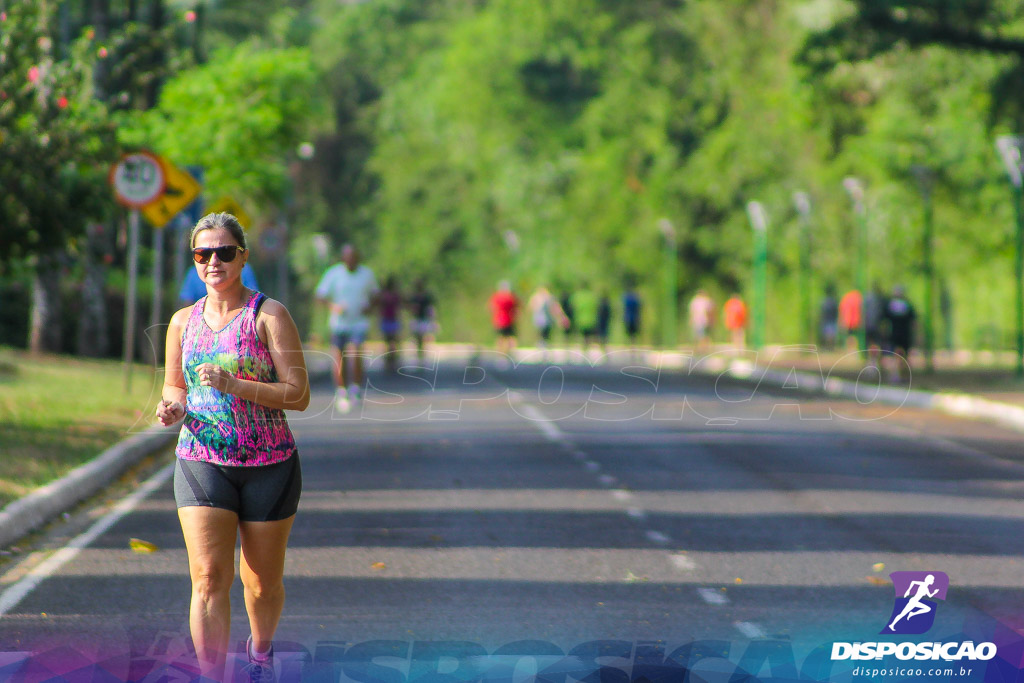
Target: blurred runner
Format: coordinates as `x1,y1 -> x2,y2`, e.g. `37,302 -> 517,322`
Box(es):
723,294 -> 748,350
489,280 -> 519,359
528,285 -> 568,354
839,289 -> 863,351
409,278 -> 438,362
316,244 -> 379,413
819,283 -> 838,351
864,283 -> 888,369
560,288 -> 575,341
688,289 -> 715,351
377,275 -> 403,373
571,284 -> 600,353
596,291 -> 612,355
884,284 -> 917,383
622,284 -> 643,356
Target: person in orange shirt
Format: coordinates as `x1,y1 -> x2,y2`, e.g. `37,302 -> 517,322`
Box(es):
723,294 -> 748,349
838,289 -> 863,350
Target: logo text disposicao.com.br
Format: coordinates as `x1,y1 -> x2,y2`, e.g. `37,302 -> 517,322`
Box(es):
830,641 -> 996,662
829,570 -> 997,677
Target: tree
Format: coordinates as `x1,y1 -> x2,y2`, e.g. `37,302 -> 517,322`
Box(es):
0,0 -> 119,353
799,0 -> 1024,124
123,41 -> 331,211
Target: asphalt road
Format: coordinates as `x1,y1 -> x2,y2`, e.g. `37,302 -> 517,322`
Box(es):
2,351 -> 1024,681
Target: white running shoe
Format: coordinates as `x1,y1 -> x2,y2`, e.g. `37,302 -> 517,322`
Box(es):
243,636 -> 276,683
334,388 -> 351,413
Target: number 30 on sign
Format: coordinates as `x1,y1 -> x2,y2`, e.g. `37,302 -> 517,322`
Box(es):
110,151 -> 166,208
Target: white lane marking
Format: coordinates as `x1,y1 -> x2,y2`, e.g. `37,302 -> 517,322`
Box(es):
598,474 -> 617,486
646,530 -> 670,544
697,587 -> 729,605
0,462 -> 174,617
669,553 -> 697,571
584,461 -> 601,473
510,396 -> 570,445
735,621 -> 768,639
627,507 -> 647,520
611,489 -> 632,501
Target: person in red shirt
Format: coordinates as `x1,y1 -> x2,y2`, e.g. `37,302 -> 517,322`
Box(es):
838,289 -> 863,350
489,280 -> 519,357
723,294 -> 748,349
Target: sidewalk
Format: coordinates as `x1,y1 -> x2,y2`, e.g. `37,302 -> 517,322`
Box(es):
694,345 -> 1024,435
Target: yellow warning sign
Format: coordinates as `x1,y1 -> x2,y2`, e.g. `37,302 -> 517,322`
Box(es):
141,159 -> 201,228
206,196 -> 253,230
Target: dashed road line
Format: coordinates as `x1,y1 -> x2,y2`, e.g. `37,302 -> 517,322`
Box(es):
511,394 -> 688,562
697,587 -> 729,605
669,553 -> 696,571
645,530 -> 670,545
517,404 -> 567,444
734,621 -> 768,639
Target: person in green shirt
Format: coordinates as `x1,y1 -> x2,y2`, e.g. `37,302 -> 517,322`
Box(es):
571,285 -> 600,352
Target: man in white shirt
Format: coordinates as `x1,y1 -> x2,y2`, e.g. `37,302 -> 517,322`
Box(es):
316,244 -> 379,412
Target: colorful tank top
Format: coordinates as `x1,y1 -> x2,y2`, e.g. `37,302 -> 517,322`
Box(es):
175,291 -> 297,467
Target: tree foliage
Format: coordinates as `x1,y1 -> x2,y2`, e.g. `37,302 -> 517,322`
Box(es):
0,1 -> 118,267
121,40 -> 332,210
8,0 -> 1024,347
296,0 -> 1024,344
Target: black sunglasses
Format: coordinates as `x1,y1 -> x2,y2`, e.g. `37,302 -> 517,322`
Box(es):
192,245 -> 246,264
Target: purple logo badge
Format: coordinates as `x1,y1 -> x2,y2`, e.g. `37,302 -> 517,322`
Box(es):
881,571 -> 949,635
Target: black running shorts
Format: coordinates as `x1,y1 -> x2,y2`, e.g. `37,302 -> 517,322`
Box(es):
173,455 -> 302,522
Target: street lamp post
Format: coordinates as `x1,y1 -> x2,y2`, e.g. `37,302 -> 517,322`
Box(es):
843,177 -> 868,353
997,136 -> 1024,376
793,191 -> 812,344
280,141 -> 316,307
658,218 -> 678,348
746,202 -> 768,350
911,165 -> 936,374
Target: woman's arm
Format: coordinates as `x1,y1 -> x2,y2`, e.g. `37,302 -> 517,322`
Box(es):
197,299 -> 310,411
155,307 -> 190,426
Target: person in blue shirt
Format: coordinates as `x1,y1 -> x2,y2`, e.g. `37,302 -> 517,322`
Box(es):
179,263 -> 259,305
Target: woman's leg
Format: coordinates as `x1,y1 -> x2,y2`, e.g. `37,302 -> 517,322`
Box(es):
239,515 -> 296,655
178,506 -> 239,678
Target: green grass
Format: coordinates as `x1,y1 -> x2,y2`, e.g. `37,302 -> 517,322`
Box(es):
0,347 -> 162,509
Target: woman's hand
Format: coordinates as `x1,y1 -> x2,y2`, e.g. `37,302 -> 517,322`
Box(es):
155,399 -> 185,426
196,363 -> 235,393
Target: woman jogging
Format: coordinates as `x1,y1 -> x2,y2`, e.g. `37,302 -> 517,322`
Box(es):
155,212 -> 310,682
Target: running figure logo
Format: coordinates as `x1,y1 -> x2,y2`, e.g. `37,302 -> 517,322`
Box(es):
882,571 -> 949,635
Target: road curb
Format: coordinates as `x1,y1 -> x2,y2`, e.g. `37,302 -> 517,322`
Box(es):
0,426 -> 178,550
721,359 -> 1024,433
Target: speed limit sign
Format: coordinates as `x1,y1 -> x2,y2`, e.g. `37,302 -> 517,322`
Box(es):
110,151 -> 166,207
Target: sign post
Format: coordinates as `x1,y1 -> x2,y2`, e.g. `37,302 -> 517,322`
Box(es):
793,191 -> 813,344
141,160 -> 201,366
657,219 -> 677,348
746,202 -> 768,350
997,136 -> 1024,376
110,151 -> 166,391
911,165 -> 936,374
843,177 -> 868,354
